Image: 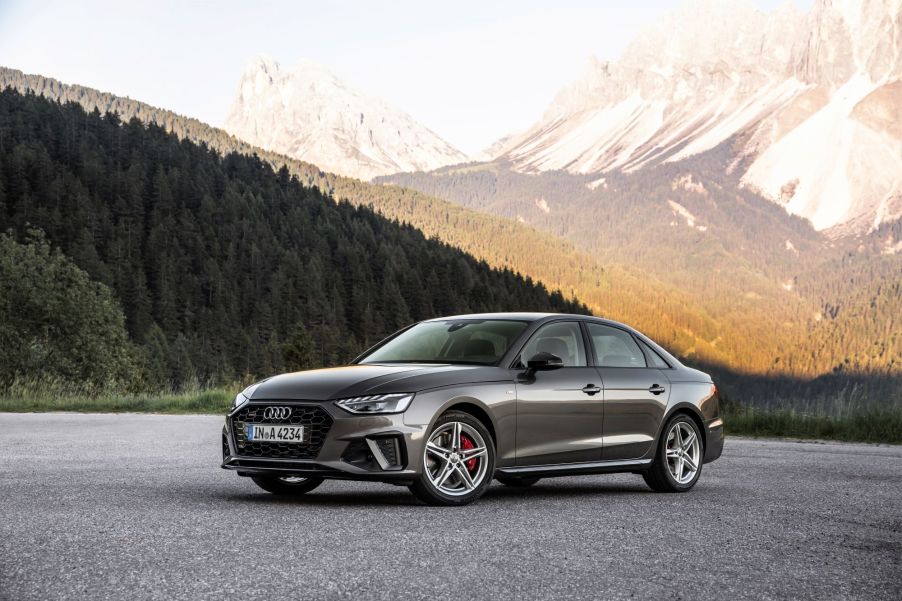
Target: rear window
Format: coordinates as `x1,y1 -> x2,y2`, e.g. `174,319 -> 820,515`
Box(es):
639,339 -> 671,368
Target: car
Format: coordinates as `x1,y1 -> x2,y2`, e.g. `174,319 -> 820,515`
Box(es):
221,313 -> 724,505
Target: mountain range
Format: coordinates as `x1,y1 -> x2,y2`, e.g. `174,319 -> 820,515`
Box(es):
220,0 -> 900,237
487,0 -> 902,236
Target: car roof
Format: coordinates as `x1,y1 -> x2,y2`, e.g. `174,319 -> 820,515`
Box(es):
425,311 -> 665,344
424,312 -> 631,329
425,312 -> 561,323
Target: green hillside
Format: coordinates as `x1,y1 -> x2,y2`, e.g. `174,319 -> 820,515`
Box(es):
0,89 -> 584,388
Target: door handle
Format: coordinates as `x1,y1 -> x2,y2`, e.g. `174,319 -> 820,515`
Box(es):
581,384 -> 601,396
649,384 -> 666,395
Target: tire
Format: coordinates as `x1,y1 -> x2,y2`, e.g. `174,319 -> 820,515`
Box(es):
251,475 -> 324,496
409,411 -> 496,506
643,413 -> 704,492
496,476 -> 541,487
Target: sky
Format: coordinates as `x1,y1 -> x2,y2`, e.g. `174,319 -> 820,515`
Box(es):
0,0 -> 814,156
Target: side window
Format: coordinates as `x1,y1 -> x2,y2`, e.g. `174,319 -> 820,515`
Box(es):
519,322 -> 587,367
639,339 -> 670,368
587,323 -> 647,368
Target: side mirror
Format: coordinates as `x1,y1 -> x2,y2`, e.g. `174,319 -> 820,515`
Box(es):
526,352 -> 564,372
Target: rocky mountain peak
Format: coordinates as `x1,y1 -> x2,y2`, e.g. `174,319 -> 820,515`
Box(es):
224,55 -> 468,181
792,0 -> 902,87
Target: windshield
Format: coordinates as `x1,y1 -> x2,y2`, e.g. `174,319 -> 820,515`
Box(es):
359,320 -> 529,365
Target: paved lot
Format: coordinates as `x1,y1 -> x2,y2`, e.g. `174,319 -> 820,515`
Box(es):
0,413 -> 899,600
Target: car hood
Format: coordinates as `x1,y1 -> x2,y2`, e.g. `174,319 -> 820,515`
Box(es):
248,363 -> 507,401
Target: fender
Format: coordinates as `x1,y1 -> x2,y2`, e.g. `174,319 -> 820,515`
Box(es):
432,394 -> 500,444
406,382 -> 509,450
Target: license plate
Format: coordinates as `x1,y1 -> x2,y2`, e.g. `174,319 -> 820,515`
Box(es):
246,424 -> 306,443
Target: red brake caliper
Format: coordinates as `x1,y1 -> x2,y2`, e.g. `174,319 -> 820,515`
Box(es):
460,434 -> 477,471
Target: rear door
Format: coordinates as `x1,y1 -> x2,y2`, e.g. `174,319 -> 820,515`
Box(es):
586,322 -> 670,461
514,321 -> 605,466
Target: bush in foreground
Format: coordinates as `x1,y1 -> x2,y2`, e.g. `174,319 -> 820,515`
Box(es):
0,230 -> 137,390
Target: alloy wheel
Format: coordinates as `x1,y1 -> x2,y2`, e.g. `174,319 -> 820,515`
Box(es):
423,421 -> 489,496
665,421 -> 701,484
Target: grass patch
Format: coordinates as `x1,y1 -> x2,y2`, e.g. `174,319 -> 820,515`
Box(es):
724,405 -> 902,444
2,382 -> 900,444
0,385 -> 233,414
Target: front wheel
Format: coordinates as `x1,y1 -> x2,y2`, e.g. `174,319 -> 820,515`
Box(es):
251,475 -> 324,496
409,411 -> 495,506
643,414 -> 703,492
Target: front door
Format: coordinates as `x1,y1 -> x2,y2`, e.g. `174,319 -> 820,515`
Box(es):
586,323 -> 670,461
514,321 -> 605,465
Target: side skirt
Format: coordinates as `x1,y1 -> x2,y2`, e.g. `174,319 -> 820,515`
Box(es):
496,458 -> 653,479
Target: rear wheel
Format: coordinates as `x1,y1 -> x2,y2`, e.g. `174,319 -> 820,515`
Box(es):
496,476 -> 541,487
643,414 -> 703,492
251,475 -> 324,496
409,411 -> 495,506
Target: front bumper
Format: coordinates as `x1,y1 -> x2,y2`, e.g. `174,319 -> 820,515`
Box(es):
221,400 -> 427,482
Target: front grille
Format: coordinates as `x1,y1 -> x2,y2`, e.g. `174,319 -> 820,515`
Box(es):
231,404 -> 333,460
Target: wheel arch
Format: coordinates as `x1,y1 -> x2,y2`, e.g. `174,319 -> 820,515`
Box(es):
657,403 -> 707,452
440,401 -> 498,448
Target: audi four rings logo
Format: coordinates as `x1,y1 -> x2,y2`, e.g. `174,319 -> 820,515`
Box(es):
264,406 -> 292,420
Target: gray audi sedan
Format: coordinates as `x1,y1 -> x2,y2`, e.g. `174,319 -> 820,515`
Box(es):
222,313 -> 724,505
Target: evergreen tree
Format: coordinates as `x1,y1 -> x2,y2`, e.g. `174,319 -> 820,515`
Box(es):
283,323 -> 317,372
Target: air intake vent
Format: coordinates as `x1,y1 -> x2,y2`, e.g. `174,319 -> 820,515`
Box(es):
341,436 -> 405,471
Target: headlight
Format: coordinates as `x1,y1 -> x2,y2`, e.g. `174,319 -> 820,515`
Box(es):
231,392 -> 249,411
231,382 -> 261,411
334,393 -> 414,414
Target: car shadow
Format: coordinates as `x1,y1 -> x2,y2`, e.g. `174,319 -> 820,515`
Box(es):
220,489 -> 419,507
484,481 -> 654,500
212,478 -> 658,508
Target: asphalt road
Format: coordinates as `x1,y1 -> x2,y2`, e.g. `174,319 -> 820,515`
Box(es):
0,414 -> 899,601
